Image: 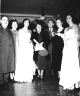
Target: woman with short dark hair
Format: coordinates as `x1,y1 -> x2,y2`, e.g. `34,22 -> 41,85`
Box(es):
33,21 -> 50,79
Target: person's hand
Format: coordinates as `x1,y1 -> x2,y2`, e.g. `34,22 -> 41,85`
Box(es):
51,32 -> 55,36
57,33 -> 61,36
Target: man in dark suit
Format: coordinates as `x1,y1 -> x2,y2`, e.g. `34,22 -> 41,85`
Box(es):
0,16 -> 15,84
47,19 -> 57,77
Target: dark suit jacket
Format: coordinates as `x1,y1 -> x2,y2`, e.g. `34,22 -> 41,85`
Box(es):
0,26 -> 15,73
45,28 -> 57,55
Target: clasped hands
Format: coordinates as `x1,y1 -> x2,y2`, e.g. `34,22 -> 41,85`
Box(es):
56,33 -> 64,39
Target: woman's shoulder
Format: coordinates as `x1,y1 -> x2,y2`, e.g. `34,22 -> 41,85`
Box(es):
73,24 -> 79,30
64,27 -> 73,32
74,24 -> 78,27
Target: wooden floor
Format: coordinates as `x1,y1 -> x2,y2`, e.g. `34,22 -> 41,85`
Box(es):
0,76 -> 80,96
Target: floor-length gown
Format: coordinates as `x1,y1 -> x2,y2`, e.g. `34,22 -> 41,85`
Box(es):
59,28 -> 80,89
14,28 -> 35,82
52,30 -> 64,75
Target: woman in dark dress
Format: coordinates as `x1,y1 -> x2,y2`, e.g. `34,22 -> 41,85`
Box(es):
33,22 -> 50,79
52,18 -> 64,79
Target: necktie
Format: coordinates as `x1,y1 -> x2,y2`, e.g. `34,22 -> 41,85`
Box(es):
49,28 -> 52,39
49,28 -> 51,32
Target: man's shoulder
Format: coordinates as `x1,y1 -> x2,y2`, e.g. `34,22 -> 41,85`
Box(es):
44,29 -> 49,32
0,26 -> 4,32
53,27 -> 57,32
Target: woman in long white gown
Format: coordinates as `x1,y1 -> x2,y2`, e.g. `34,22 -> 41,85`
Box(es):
14,18 -> 35,82
59,15 -> 80,90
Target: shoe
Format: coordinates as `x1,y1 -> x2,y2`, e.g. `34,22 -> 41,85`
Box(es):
41,76 -> 44,81
33,75 -> 37,79
37,75 -> 41,80
41,76 -> 43,79
63,87 -> 67,90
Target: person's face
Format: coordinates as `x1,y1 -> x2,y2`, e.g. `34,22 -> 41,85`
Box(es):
56,20 -> 62,28
66,15 -> 72,24
36,24 -> 42,33
12,21 -> 18,30
24,20 -> 29,27
1,16 -> 9,28
48,20 -> 54,28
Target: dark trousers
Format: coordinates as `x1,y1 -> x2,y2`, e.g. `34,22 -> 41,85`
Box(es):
0,73 -> 9,84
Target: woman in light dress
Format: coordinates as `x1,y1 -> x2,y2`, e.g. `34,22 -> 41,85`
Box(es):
59,15 -> 80,90
14,18 -> 36,82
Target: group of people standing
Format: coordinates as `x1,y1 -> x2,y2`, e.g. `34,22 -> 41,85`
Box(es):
0,14 -> 80,90
0,16 -> 36,83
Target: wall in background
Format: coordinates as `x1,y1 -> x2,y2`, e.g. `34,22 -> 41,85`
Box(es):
0,0 -> 1,15
0,13 -> 53,23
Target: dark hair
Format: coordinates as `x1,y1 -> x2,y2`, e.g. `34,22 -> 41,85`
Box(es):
1,15 -> 9,20
8,18 -> 18,29
36,21 -> 42,27
11,18 -> 18,26
56,17 -> 63,23
22,18 -> 30,26
11,18 -> 18,24
35,20 -> 43,30
48,19 -> 55,24
66,14 -> 76,23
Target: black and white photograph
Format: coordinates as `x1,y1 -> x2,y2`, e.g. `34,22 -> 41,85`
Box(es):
0,0 -> 80,96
